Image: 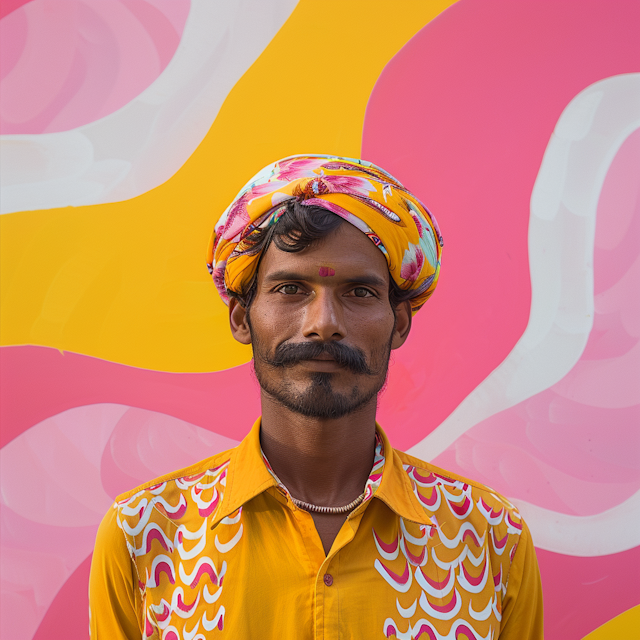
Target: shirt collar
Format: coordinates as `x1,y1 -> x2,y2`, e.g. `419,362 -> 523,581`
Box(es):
373,425 -> 435,526
211,417 -> 434,528
211,417 -> 276,528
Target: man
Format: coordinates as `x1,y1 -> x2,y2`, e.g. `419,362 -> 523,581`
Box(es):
90,155 -> 543,638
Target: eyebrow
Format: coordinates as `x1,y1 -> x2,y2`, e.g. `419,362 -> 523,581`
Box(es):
263,270 -> 388,288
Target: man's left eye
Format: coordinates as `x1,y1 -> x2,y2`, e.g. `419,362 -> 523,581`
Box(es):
352,287 -> 373,298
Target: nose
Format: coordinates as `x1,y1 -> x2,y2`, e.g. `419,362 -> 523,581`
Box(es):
301,289 -> 347,342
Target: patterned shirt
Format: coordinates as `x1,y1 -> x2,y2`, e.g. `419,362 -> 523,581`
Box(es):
89,418 -> 543,639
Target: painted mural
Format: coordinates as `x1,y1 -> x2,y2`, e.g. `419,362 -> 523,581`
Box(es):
0,1 -> 638,639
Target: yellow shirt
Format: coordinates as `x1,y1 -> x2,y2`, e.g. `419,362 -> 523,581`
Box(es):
89,418 -> 543,639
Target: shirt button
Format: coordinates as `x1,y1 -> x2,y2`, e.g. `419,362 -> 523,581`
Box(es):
323,573 -> 333,587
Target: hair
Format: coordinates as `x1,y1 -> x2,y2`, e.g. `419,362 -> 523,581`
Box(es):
228,200 -> 415,311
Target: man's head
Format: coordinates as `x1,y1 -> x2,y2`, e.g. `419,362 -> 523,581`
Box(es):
206,154 -> 443,418
228,201 -> 412,419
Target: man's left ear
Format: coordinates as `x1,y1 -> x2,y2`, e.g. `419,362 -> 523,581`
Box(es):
391,300 -> 412,350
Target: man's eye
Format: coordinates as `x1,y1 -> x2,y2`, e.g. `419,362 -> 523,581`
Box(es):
352,287 -> 373,298
279,284 -> 300,295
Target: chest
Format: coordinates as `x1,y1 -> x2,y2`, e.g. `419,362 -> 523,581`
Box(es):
135,497 -> 506,639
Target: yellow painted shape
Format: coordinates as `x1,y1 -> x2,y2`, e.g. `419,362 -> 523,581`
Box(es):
582,605 -> 640,639
1,0 -> 458,372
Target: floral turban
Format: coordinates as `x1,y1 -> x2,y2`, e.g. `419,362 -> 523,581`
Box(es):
206,154 -> 443,314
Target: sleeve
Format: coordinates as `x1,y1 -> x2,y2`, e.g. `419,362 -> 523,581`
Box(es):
498,519 -> 544,639
89,504 -> 143,639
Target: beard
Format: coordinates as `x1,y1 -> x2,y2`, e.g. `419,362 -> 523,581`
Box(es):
251,333 -> 394,419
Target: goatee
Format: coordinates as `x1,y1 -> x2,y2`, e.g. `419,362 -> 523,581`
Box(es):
251,336 -> 393,419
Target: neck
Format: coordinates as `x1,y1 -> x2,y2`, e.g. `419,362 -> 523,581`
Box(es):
259,391 -> 378,507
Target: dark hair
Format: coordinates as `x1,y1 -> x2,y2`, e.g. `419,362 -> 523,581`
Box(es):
229,200 -> 415,310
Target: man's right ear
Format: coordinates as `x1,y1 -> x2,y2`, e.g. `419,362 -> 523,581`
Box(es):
229,297 -> 252,345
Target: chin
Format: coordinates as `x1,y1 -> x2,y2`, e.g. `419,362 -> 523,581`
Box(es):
264,372 -> 381,419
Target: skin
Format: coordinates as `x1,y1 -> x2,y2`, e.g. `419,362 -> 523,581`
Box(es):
229,221 -> 412,554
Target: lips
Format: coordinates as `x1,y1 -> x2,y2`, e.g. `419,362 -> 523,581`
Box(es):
295,355 -> 347,374
300,357 -> 344,370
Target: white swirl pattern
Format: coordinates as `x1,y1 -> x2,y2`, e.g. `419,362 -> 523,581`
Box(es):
373,465 -> 525,639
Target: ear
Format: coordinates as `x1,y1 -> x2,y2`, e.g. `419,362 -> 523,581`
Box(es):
391,300 -> 412,350
229,297 -> 252,345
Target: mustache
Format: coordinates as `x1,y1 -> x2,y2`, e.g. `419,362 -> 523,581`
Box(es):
265,341 -> 374,375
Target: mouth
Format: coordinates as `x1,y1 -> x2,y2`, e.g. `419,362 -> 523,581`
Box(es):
298,357 -> 344,372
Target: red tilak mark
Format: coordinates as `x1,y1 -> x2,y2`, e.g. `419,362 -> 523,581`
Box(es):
319,266 -> 335,277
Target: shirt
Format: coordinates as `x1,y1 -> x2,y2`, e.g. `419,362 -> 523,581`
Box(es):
89,418 -> 543,639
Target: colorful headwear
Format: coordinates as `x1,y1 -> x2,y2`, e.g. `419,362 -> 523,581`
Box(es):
207,154 -> 443,314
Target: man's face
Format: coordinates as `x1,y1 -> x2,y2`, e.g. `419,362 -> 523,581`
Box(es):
232,221 -> 410,419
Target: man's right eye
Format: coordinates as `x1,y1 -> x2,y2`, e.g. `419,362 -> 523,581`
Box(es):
278,284 -> 300,295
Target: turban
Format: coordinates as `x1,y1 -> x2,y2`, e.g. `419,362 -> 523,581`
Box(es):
206,154 -> 443,314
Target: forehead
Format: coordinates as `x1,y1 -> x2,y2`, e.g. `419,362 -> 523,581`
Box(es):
257,221 -> 390,282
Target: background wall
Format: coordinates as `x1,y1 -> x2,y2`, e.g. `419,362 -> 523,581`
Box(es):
1,1 -> 638,638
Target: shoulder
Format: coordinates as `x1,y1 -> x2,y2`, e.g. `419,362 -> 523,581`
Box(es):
397,449 -> 498,496
112,446 -> 236,544
396,448 -> 522,518
394,448 -> 526,562
114,446 -> 236,504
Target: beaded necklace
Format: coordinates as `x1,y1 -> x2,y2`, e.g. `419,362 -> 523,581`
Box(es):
289,493 -> 365,514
